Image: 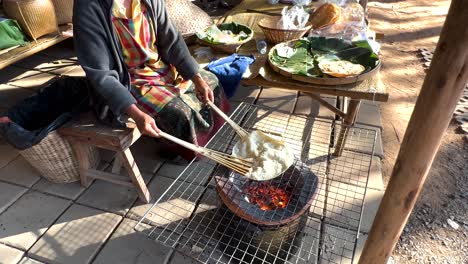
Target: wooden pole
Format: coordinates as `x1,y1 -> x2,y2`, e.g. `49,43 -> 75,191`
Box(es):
358,0 -> 468,263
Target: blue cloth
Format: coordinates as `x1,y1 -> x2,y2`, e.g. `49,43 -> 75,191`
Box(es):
206,54 -> 255,98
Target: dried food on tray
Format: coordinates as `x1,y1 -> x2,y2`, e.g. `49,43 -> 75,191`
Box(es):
268,37 -> 380,83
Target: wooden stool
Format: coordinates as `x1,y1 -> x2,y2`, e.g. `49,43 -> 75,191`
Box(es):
59,113 -> 150,203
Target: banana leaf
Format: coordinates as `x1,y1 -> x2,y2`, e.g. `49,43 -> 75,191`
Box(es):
269,37 -> 380,78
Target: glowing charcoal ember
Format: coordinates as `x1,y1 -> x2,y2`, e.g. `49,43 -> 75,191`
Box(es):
244,182 -> 292,211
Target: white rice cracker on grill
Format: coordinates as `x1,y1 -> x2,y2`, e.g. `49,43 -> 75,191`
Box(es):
319,60 -> 365,78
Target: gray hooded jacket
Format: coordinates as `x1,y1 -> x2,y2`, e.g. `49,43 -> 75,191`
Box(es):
72,0 -> 200,125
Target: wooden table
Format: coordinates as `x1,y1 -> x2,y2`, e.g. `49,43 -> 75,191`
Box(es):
214,0 -> 388,156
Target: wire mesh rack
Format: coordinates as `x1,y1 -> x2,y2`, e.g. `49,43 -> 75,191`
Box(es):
136,103 -> 377,264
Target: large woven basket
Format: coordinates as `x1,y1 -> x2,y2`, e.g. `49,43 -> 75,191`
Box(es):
3,0 -> 59,40
258,17 -> 312,44
19,130 -> 99,183
51,0 -> 73,25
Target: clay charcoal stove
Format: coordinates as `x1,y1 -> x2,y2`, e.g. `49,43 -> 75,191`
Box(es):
136,103 -> 377,264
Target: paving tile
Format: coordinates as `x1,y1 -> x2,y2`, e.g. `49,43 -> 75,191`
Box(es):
169,252 -> 199,264
333,122 -> 383,158
18,257 -> 45,264
32,178 -> 85,200
0,66 -> 30,84
13,54 -> 78,76
93,218 -> 170,264
0,243 -> 24,264
7,70 -> 57,90
355,102 -> 383,129
368,157 -> 384,190
77,180 -> 139,216
28,204 -> 122,264
288,217 -> 321,264
321,224 -> 358,264
245,108 -> 290,136
255,87 -> 297,113
294,93 -> 337,120
352,233 -> 368,263
0,191 -> 71,250
38,39 -> 77,60
0,182 -> 28,214
360,189 -> 384,233
128,176 -> 204,229
0,84 -> 36,108
324,181 -> 365,231
130,136 -> 165,174
0,156 -> 41,187
127,176 -> 178,221
156,160 -> 213,185
61,65 -> 86,78
230,85 -> 261,104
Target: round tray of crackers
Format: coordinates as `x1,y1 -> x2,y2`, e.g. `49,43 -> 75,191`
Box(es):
268,37 -> 381,86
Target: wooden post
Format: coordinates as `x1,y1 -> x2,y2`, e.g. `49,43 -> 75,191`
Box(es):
358,1 -> 468,263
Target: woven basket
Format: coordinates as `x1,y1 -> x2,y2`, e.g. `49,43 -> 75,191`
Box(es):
3,0 -> 58,40
165,0 -> 213,44
51,0 -> 73,25
258,17 -> 312,44
19,130 -> 99,183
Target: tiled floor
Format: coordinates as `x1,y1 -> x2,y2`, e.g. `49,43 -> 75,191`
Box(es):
0,40 -> 385,264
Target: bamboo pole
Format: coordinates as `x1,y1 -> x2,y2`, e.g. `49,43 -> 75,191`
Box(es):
358,0 -> 468,263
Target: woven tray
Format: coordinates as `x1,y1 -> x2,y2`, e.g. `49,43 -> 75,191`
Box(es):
268,39 -> 381,86
19,130 -> 99,183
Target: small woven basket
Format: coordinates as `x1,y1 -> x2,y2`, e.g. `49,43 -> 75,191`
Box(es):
258,17 -> 312,44
19,130 -> 99,183
3,0 -> 59,40
51,0 -> 73,25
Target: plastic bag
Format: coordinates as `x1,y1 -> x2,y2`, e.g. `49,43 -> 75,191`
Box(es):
309,2 -> 366,41
277,6 -> 310,29
0,77 -> 91,150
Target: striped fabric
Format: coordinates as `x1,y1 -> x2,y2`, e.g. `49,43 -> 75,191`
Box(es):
111,0 -> 191,113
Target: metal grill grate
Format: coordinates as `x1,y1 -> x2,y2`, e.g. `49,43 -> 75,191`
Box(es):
136,103 -> 377,264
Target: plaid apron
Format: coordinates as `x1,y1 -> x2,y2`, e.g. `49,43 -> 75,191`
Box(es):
112,0 -> 229,160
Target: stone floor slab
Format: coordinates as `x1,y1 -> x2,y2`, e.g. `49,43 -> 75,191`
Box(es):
321,224 -> 358,264
360,189 -> 384,233
61,66 -> 86,77
294,93 -> 337,120
38,40 -> 76,60
288,217 -> 321,264
6,70 -> 57,90
18,257 -> 45,264
156,160 -> 214,185
127,176 -> 180,221
355,102 -> 383,129
93,218 -> 169,264
0,243 -> 24,264
230,85 -> 261,104
333,122 -> 384,158
130,136 -> 165,174
77,179 -> 139,216
352,233 -> 368,263
0,181 -> 28,214
28,204 -> 122,264
324,181 -> 366,231
12,54 -> 78,76
0,191 -> 70,250
32,179 -> 85,200
255,87 -> 297,113
0,84 -> 36,109
0,156 -> 41,187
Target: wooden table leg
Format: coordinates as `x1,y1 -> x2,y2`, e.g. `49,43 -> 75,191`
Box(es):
119,148 -> 151,203
333,99 -> 362,156
69,139 -> 93,187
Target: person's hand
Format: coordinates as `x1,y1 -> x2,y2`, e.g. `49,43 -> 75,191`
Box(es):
126,104 -> 161,138
0,116 -> 12,123
192,73 -> 214,104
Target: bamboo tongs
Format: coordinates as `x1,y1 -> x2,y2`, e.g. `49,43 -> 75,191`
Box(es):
159,131 -> 252,176
207,101 -> 249,139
